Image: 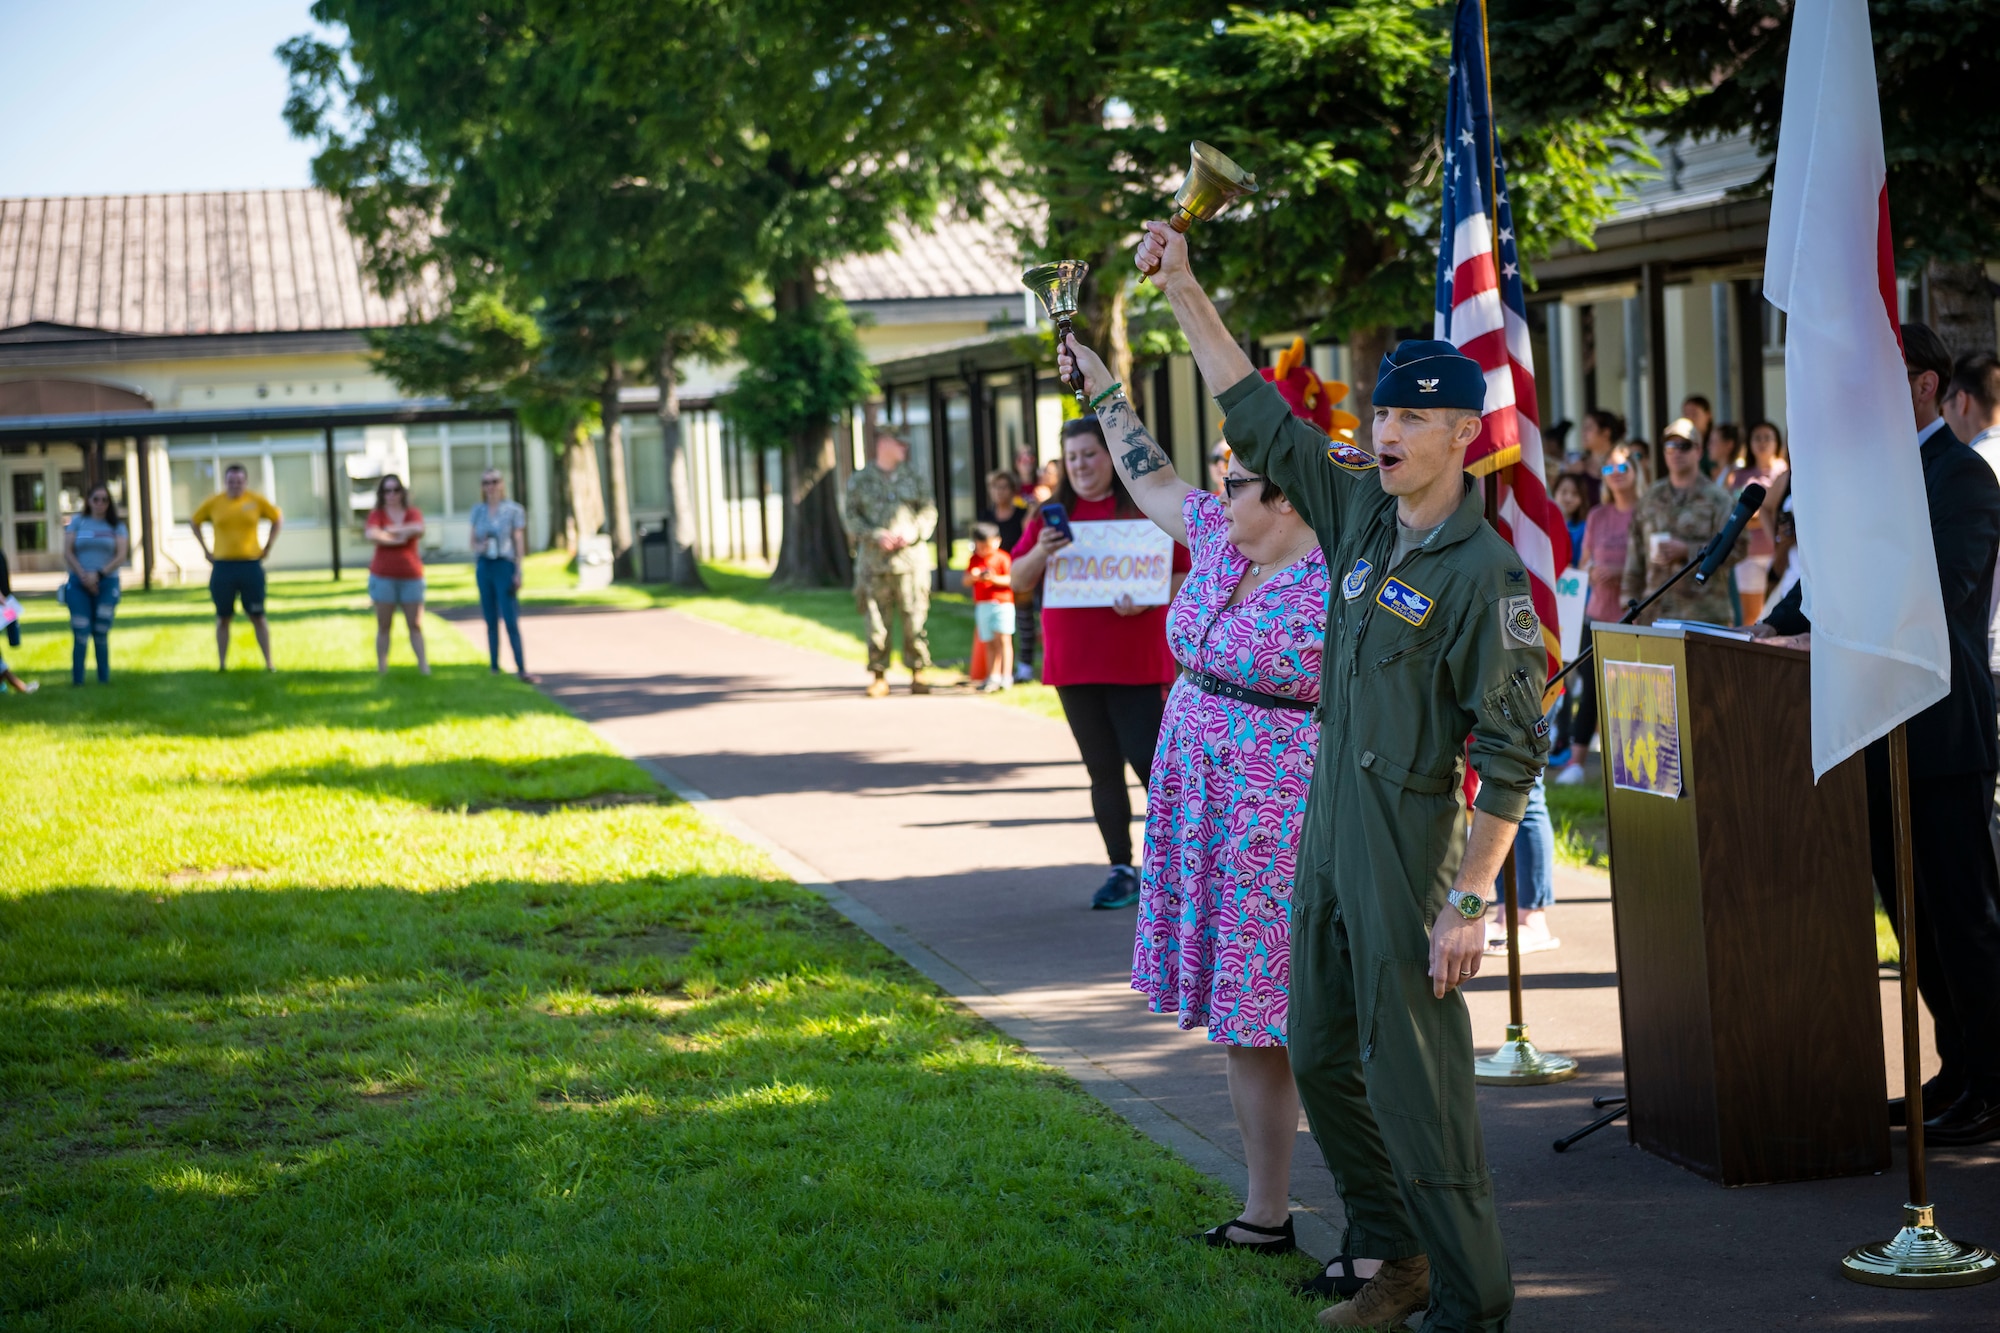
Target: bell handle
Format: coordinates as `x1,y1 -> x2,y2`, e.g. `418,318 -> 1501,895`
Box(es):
1054,316 -> 1088,406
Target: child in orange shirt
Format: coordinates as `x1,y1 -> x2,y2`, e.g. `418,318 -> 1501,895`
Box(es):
965,522 -> 1015,692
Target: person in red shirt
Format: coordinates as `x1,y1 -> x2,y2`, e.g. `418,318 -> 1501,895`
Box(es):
364,474 -> 429,675
965,522 -> 1016,692
1012,415 -> 1191,909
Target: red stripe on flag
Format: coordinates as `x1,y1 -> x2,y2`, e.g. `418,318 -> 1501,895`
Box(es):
1877,184 -> 1901,355
1453,251 -> 1498,299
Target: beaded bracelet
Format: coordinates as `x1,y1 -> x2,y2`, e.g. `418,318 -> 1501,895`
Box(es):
1087,382 -> 1124,411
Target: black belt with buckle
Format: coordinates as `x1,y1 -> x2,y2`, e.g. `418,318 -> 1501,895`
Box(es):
1185,670 -> 1317,713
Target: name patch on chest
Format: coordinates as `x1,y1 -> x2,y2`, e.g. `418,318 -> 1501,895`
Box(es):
1341,557 -> 1373,602
1325,442 -> 1378,472
1376,577 -> 1434,627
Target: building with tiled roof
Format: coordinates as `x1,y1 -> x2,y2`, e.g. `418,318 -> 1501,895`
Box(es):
0,189 -> 1029,580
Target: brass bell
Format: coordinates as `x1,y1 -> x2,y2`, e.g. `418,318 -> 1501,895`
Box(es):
1023,260 -> 1091,406
1169,141 -> 1259,232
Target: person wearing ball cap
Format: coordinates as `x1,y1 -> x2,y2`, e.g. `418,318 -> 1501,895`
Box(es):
1126,219 -> 1546,1333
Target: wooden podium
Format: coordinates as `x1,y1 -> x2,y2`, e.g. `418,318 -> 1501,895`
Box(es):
1594,623 -> 1889,1186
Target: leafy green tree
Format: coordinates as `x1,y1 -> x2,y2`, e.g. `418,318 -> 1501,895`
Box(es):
1104,1 -> 1634,440
284,0 -> 749,584
1489,0 -> 2000,351
579,0 -> 1005,584
370,288 -> 606,547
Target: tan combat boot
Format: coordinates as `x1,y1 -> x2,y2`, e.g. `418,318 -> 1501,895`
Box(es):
1317,1254 -> 1430,1329
908,673 -> 931,696
865,674 -> 890,698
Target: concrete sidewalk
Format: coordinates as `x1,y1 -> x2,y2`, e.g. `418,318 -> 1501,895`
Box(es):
453,605 -> 1998,1331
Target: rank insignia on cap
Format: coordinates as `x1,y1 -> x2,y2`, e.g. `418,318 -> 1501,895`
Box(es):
1418,378 -> 1439,392
1325,441 -> 1378,472
1341,557 -> 1373,602
1376,577 -> 1433,627
1502,594 -> 1540,647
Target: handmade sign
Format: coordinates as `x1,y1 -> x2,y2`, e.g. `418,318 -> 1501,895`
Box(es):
1554,567 -> 1589,663
1041,520 -> 1174,609
1602,660 -> 1682,798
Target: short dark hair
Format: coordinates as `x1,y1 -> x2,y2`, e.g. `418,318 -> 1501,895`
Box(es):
1948,352 -> 2000,414
972,520 -> 1000,542
984,469 -> 1016,492
223,463 -> 249,478
1681,394 -> 1712,415
1902,322 -> 1954,407
1747,420 -> 1786,462
1584,408 -> 1626,443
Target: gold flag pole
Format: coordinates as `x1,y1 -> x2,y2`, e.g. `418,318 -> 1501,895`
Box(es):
1841,724 -> 1997,1286
1473,845 -> 1578,1085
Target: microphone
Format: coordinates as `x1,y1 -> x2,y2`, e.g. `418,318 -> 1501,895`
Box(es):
1693,483 -> 1767,586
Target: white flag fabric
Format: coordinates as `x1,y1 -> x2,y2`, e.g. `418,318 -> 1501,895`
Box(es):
1764,0 -> 1948,780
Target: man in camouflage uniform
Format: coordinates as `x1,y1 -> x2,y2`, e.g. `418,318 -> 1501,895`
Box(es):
843,431 -> 936,697
1621,421 -> 1747,625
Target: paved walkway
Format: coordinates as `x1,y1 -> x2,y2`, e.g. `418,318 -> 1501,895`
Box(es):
453,605 -> 1998,1331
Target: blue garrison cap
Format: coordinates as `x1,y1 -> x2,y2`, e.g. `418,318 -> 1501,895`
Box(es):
1373,339 -> 1486,411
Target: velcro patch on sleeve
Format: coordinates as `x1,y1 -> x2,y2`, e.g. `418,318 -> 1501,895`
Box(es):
1325,442 -> 1378,472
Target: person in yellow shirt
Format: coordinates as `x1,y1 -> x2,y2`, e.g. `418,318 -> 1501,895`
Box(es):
189,463 -> 283,670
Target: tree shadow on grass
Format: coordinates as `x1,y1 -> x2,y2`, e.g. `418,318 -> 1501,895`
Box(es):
234,754 -> 670,811
23,667 -> 557,737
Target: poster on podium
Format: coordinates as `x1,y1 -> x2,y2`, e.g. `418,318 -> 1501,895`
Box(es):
1603,660 -> 1682,798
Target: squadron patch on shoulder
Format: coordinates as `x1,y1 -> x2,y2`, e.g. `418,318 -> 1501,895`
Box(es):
1325,441 -> 1378,472
1341,557 -> 1373,602
1502,594 -> 1541,648
1376,577 -> 1434,627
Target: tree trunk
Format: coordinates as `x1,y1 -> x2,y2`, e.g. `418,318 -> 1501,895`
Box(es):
1925,259 -> 1997,359
600,362 -> 635,576
563,418 -> 607,553
1088,251 -> 1133,393
770,271 -> 855,587
655,337 -> 706,588
1346,324 -> 1395,453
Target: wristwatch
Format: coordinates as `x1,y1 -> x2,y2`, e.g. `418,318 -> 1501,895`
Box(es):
1445,888 -> 1488,921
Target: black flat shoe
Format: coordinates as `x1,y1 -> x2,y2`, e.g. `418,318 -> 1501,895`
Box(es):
1291,1254 -> 1371,1299
1199,1215 -> 1296,1254
1926,1091 -> 2000,1146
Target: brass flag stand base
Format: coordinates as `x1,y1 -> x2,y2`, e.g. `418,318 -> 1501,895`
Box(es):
1475,1022 -> 1579,1085
1472,847 -> 1579,1086
1841,727 -> 1998,1291
1842,1203 -> 1999,1289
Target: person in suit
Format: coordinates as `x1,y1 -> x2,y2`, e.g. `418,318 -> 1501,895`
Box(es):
1762,323 -> 2000,1145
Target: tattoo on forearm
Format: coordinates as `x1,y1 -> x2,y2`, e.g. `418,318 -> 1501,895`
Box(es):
1098,403 -> 1172,480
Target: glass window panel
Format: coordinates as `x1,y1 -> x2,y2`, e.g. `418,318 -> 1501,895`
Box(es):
626,418 -> 666,511
407,443 -> 445,515
58,470 -> 87,520
11,471 -> 48,553
169,456 -> 214,520
271,453 -> 321,521
449,436 -> 494,516
943,386 -> 975,554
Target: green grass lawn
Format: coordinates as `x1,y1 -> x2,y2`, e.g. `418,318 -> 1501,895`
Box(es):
0,582 -> 1316,1330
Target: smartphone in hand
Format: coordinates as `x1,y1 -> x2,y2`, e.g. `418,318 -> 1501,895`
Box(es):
1038,502 -> 1073,542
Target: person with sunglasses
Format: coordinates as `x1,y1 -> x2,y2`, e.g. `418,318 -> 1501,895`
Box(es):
1621,419 -> 1745,627
468,469 -> 534,681
61,483 -> 129,685
364,473 -> 429,675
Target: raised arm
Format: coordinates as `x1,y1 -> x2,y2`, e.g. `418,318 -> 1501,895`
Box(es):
1056,333 -> 1192,545
1136,222 -> 1256,400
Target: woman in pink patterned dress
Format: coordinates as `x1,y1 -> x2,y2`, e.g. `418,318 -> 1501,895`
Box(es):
1061,333 -> 1374,1275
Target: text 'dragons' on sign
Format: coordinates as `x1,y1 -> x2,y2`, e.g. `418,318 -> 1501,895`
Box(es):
1041,520 -> 1174,609
1602,660 -> 1683,798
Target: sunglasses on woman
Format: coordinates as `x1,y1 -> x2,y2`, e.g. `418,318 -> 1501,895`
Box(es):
1600,461 -> 1631,477
1221,475 -> 1265,497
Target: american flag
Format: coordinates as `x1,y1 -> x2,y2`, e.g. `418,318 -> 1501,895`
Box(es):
1434,0 -> 1569,680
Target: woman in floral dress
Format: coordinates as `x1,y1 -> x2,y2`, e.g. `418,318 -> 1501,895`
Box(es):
1060,333 -> 1375,1278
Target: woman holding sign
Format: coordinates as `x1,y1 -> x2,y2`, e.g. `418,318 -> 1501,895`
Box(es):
1055,332 -> 1379,1279
1011,417 -> 1190,911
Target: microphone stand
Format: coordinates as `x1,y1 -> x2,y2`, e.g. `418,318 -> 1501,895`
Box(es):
1548,531 -> 1729,1153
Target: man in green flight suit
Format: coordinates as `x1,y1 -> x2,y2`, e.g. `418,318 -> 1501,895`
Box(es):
1115,222 -> 1548,1330
843,430 -> 937,697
